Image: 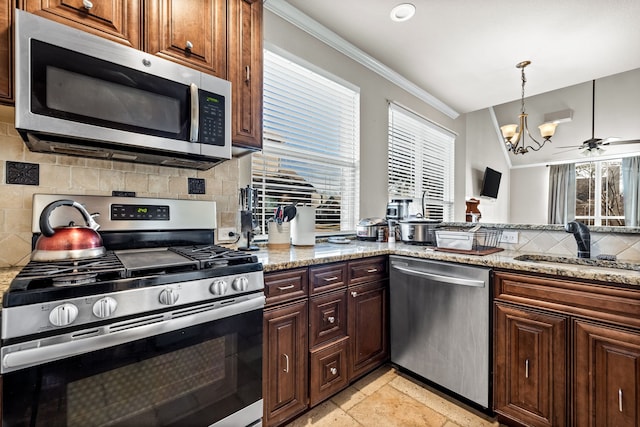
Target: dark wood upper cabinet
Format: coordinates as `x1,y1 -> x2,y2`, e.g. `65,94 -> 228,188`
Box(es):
22,0 -> 142,48
145,0 -> 226,78
227,0 -> 262,151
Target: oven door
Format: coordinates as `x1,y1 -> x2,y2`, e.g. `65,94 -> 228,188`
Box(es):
2,297 -> 263,427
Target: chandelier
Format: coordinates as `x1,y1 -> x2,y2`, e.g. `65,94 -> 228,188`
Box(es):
500,61 -> 558,155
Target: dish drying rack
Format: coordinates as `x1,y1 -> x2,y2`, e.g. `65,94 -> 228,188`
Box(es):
435,226 -> 503,255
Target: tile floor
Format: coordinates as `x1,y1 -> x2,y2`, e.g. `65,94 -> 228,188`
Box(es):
285,365 -> 503,427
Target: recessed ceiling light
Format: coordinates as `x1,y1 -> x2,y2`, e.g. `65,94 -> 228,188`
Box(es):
390,3 -> 416,22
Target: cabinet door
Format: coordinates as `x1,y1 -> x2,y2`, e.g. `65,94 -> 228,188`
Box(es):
145,0 -> 226,77
263,300 -> 308,427
309,337 -> 349,407
1,0 -> 12,102
227,0 -> 262,150
22,0 -> 141,48
493,303 -> 567,427
574,320 -> 640,427
347,280 -> 388,381
309,289 -> 347,349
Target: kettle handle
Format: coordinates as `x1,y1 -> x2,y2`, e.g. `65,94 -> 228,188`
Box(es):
39,199 -> 99,237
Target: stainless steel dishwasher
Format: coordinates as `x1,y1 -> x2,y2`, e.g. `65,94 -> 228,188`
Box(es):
389,255 -> 491,409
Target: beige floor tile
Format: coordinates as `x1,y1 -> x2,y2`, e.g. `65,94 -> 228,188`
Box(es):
351,365 -> 397,396
330,385 -> 367,411
285,400 -> 361,427
389,373 -> 500,427
347,383 -> 448,427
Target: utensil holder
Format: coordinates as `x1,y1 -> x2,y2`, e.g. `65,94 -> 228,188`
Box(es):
268,221 -> 291,248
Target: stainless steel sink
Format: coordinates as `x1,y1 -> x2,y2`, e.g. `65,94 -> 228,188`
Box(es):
513,254 -> 640,272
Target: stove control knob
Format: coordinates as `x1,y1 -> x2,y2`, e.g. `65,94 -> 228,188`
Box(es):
232,276 -> 249,292
159,288 -> 179,305
210,279 -> 228,296
49,303 -> 79,327
93,297 -> 118,318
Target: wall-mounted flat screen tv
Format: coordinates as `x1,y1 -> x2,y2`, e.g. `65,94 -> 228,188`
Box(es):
480,167 -> 502,198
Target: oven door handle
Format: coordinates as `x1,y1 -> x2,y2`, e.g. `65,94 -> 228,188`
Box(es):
1,295 -> 264,374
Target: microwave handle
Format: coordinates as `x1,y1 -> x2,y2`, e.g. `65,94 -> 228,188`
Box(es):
190,83 -> 199,142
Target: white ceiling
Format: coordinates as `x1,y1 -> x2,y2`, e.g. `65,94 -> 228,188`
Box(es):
280,0 -> 640,115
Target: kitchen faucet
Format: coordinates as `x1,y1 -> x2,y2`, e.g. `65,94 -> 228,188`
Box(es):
564,221 -> 591,258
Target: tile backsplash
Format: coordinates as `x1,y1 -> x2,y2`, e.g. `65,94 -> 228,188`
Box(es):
0,105 -> 241,268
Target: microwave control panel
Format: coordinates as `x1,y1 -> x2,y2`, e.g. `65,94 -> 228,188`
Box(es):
199,90 -> 225,146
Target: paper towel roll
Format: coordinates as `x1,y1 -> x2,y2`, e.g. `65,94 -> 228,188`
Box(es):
291,206 -> 315,246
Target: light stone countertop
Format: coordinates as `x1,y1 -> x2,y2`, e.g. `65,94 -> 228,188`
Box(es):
1,241 -> 638,307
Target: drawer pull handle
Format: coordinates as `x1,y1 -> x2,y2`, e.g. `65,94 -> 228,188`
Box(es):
245,65 -> 251,83
330,367 -> 337,375
283,353 -> 289,373
327,316 -> 335,324
366,268 -> 378,273
277,284 -> 295,290
323,276 -> 339,282
525,359 -> 529,378
619,388 -> 623,412
351,291 -> 358,298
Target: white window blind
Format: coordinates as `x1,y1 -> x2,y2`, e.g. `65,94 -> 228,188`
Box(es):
252,48 -> 360,235
388,103 -> 455,221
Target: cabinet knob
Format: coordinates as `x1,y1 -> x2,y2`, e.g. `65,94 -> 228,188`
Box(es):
186,40 -> 194,50
330,367 -> 337,375
327,316 -> 335,324
82,0 -> 93,10
351,291 -> 358,298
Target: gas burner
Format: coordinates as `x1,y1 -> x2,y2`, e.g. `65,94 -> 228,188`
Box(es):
52,273 -> 98,287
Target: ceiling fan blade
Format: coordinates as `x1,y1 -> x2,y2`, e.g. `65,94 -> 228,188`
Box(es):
553,147 -> 581,155
605,139 -> 640,145
555,145 -> 583,149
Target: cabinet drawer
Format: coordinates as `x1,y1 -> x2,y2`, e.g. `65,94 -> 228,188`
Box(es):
309,263 -> 347,295
309,290 -> 347,349
309,337 -> 349,407
264,268 -> 308,306
494,271 -> 640,329
348,256 -> 388,286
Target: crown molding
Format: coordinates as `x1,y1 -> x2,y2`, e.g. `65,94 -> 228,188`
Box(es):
264,0 -> 460,119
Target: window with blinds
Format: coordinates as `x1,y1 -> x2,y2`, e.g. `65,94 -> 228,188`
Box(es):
388,103 -> 455,221
251,48 -> 360,235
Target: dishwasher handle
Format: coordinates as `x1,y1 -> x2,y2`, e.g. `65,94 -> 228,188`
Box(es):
391,263 -> 485,288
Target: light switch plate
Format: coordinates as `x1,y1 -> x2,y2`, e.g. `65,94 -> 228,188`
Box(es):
500,231 -> 518,244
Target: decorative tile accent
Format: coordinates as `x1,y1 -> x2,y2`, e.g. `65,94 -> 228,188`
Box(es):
6,161 -> 39,185
188,177 -> 206,194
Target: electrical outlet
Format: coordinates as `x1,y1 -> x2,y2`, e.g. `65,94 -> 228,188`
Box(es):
217,227 -> 236,242
500,231 -> 519,244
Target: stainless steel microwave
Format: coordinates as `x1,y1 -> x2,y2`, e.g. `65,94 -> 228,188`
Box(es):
14,10 -> 232,170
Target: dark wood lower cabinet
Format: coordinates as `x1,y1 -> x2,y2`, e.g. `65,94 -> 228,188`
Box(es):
309,337 -> 349,407
348,280 -> 388,381
493,302 -> 567,427
574,319 -> 640,427
263,300 -> 308,427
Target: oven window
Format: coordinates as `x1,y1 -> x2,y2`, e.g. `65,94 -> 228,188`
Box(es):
3,309 -> 262,426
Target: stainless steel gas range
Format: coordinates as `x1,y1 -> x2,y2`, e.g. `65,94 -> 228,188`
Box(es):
1,194 -> 264,427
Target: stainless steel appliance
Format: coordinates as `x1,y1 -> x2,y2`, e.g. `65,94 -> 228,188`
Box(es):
1,194 -> 264,427
398,217 -> 440,245
356,217 -> 388,241
389,256 -> 491,409
14,10 -> 231,170
386,199 -> 412,221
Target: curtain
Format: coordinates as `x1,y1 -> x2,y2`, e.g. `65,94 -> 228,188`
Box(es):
622,156 -> 640,227
548,163 -> 576,224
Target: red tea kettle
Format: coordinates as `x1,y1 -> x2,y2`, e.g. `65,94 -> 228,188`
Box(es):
31,199 -> 106,262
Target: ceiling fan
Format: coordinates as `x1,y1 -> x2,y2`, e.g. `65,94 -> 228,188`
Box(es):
555,80 -> 640,154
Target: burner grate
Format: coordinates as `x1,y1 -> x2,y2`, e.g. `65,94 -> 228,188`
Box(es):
11,253 -> 126,290
170,245 -> 258,268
